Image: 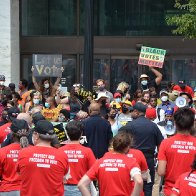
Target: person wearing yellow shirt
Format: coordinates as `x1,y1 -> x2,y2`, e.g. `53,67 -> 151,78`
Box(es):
42,97 -> 60,122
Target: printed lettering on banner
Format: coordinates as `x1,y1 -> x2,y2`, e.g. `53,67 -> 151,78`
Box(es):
171,140 -> 196,154
29,153 -> 57,168
64,150 -> 84,163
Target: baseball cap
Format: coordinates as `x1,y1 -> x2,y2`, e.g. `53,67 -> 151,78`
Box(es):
8,107 -> 20,121
121,100 -> 132,106
160,89 -> 169,97
140,74 -> 149,79
133,102 -> 147,113
32,112 -> 45,125
114,92 -> 122,98
34,120 -> 54,135
0,75 -> 5,81
146,108 -> 157,119
10,119 -> 29,133
165,108 -> 174,116
95,92 -> 108,101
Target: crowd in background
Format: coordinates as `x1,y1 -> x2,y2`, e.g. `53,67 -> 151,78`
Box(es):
0,66 -> 196,196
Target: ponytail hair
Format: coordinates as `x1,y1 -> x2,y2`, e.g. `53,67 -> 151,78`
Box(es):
13,129 -> 29,148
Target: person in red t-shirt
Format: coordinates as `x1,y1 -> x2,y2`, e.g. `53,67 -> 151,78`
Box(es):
158,108 -> 196,196
171,154 -> 196,196
60,120 -> 96,195
0,107 -> 20,144
17,120 -> 69,196
78,131 -> 143,196
173,80 -> 194,97
0,119 -> 29,195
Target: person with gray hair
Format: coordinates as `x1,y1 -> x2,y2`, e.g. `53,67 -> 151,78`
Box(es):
0,119 -> 29,195
17,120 -> 69,196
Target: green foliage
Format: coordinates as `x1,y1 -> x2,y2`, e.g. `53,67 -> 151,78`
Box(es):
166,0 -> 196,39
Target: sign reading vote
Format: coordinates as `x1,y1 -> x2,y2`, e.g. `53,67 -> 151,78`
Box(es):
32,54 -> 63,77
138,46 -> 166,68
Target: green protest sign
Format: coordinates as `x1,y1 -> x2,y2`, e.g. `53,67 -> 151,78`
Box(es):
138,46 -> 166,68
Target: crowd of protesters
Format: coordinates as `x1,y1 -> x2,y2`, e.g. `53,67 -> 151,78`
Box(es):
0,66 -> 195,196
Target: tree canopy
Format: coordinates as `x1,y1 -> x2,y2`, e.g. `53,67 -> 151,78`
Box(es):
166,0 -> 196,39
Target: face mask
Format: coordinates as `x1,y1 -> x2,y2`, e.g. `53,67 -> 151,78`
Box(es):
44,83 -> 49,89
166,120 -> 173,131
161,96 -> 168,102
141,80 -> 148,86
33,99 -> 40,105
110,114 -> 116,119
45,102 -> 50,108
58,116 -> 65,122
0,81 -> 5,86
124,88 -> 128,94
122,106 -> 128,113
115,98 -> 121,103
98,86 -> 105,91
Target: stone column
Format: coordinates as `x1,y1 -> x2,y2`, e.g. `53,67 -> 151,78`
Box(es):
0,0 -> 20,86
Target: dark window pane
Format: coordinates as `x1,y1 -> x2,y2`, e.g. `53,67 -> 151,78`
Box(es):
21,0 -> 77,36
80,0 -> 178,36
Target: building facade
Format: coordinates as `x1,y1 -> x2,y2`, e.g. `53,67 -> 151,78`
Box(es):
0,0 -> 196,92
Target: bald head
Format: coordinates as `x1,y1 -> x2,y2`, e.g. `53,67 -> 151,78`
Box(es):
17,113 -> 32,126
89,103 -> 100,116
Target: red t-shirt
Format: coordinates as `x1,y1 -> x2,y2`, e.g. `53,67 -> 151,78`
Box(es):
171,171 -> 196,196
127,149 -> 148,196
0,143 -> 21,192
17,145 -> 69,196
173,85 -> 194,97
0,122 -> 11,144
60,143 -> 96,185
158,133 -> 196,196
86,152 -> 141,196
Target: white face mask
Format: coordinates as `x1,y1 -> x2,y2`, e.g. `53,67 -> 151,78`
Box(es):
33,99 -> 40,105
44,83 -> 49,89
161,96 -> 168,102
141,80 -> 148,86
0,81 -> 5,86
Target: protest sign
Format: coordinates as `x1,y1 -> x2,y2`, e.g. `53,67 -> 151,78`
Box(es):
52,122 -> 67,143
32,54 -> 63,77
138,46 -> 166,68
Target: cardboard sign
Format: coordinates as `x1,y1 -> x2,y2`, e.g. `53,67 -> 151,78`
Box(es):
32,54 -> 63,77
138,46 -> 166,68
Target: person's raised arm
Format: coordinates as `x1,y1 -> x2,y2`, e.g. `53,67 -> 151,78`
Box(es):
31,66 -> 40,91
149,67 -> 162,85
54,67 -> 64,88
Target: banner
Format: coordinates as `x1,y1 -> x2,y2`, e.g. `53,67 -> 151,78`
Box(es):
138,46 -> 166,68
32,54 -> 63,77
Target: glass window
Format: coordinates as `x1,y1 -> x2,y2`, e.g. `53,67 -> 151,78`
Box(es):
172,58 -> 196,88
21,0 -> 77,36
80,0 -> 177,36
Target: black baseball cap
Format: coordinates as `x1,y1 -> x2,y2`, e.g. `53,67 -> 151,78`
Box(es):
10,119 -> 29,133
32,112 -> 45,125
133,102 -> 147,113
34,120 -> 54,135
8,107 -> 20,121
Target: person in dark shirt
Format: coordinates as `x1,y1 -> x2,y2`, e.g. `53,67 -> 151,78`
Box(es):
83,102 -> 113,159
121,102 -> 164,196
139,67 -> 162,92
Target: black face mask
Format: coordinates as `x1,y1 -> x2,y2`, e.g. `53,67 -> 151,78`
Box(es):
101,100 -> 106,105
122,106 -> 128,113
110,114 -> 116,119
